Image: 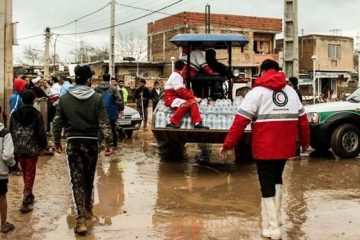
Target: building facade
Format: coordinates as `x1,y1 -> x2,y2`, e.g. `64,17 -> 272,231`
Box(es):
147,12 -> 282,78
278,34 -> 355,100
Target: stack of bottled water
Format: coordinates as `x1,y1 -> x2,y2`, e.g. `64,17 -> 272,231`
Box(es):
154,98 -> 243,129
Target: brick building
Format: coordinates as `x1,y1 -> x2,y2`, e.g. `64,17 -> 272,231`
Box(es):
147,12 -> 282,77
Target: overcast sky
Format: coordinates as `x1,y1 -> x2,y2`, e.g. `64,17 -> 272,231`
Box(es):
13,0 -> 360,64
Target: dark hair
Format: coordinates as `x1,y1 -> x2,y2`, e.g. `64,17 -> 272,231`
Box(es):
289,77 -> 298,87
260,59 -> 280,72
22,90 -> 36,105
52,76 -> 59,83
111,77 -> 117,81
154,81 -> 159,86
74,65 -> 93,85
103,73 -> 111,82
205,48 -> 216,61
140,79 -> 146,84
175,60 -> 185,71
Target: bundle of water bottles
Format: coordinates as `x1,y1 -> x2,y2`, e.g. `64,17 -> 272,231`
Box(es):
154,98 -> 243,129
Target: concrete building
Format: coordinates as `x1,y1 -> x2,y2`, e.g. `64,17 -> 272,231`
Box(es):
278,34 -> 355,100
147,11 -> 282,78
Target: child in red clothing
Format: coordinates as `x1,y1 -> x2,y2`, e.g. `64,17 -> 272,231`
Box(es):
9,90 -> 47,213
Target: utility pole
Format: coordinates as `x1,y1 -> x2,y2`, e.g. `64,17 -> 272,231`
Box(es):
109,0 -> 115,77
80,39 -> 84,64
44,27 -> 51,80
283,0 -> 299,78
53,34 -> 59,73
0,0 -> 13,117
205,4 -> 211,34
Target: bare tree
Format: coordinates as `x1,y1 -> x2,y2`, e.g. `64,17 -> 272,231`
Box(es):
116,32 -> 147,61
70,42 -> 109,63
23,45 -> 43,65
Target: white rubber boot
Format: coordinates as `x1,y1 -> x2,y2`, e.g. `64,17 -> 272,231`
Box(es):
263,197 -> 282,240
275,184 -> 283,225
261,198 -> 270,238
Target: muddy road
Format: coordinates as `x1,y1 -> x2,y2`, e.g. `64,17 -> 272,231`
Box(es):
4,128 -> 360,239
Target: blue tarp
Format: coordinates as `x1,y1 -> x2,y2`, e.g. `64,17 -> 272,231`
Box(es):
170,34 -> 249,48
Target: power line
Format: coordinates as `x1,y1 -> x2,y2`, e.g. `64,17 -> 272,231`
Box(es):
116,2 -> 175,17
17,33 -> 44,41
54,0 -> 183,36
51,2 -> 111,29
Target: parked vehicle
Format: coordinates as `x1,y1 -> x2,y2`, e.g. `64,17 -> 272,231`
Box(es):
305,88 -> 360,158
151,33 -> 252,161
116,106 -> 142,138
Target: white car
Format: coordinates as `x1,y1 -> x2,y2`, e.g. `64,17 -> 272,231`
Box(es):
305,88 -> 360,158
116,106 -> 142,138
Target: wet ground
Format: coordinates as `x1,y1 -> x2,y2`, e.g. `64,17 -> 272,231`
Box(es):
3,127 -> 360,240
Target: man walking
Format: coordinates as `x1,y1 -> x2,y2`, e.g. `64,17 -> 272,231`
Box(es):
134,79 -> 150,128
95,73 -> 124,150
150,81 -> 162,111
53,65 -> 112,235
220,59 -> 309,239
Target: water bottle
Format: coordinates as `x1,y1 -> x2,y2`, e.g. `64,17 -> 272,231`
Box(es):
207,114 -> 214,129
228,114 -> 235,129
155,111 -> 161,127
185,115 -> 191,129
212,114 -> 218,129
219,115 -> 226,129
202,113 -> 207,127
166,112 -> 171,125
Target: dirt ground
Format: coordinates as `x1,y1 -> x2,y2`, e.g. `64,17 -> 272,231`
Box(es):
2,128 -> 360,240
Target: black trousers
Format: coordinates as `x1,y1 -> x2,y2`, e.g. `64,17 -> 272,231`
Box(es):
66,139 -> 98,218
255,159 -> 286,198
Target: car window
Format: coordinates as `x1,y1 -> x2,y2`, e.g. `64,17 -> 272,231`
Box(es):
346,88 -> 360,103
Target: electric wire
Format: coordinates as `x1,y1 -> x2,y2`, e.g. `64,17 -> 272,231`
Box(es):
17,33 -> 44,41
54,0 -> 183,36
51,2 -> 111,29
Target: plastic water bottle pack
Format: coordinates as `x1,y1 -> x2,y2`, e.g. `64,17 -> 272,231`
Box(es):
154,98 -> 242,129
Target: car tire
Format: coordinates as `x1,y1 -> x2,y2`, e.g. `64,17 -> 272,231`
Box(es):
158,141 -> 187,161
124,130 -> 133,138
330,123 -> 360,159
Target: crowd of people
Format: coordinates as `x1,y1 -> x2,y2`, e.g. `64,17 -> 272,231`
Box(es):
0,67 -> 165,235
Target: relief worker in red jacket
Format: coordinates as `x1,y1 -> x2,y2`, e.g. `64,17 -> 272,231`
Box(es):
220,59 -> 310,240
163,60 -> 209,129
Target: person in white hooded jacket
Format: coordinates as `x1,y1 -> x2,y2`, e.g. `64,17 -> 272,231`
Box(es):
0,108 -> 16,233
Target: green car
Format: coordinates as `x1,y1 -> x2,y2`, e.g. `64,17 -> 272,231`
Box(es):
305,88 -> 360,158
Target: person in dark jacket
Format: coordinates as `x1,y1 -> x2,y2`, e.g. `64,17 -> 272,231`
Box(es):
9,90 -> 47,214
205,48 -> 228,77
134,79 -> 151,128
288,77 -> 303,103
150,81 -> 162,111
52,65 -> 112,235
95,73 -> 124,149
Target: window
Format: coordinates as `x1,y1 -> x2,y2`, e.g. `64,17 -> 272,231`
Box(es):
328,44 -> 341,60
253,40 -> 271,54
